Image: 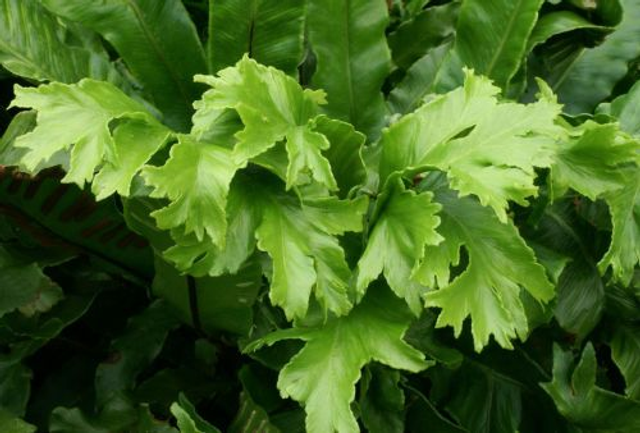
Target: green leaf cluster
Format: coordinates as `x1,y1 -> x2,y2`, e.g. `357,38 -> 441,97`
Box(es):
0,0 -> 639,432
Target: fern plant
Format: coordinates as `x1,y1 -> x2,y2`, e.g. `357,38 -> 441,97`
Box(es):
0,0 -> 639,432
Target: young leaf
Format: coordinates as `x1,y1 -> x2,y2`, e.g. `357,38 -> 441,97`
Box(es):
598,166 -> 640,285
455,0 -> 545,89
307,0 -> 391,139
380,71 -> 561,222
41,0 -> 207,131
207,0 -> 305,76
0,0 -> 122,84
10,79 -> 168,191
194,56 -> 337,191
387,42 -> 463,115
357,176 -> 443,314
245,285 -> 431,433
256,188 -> 368,320
142,135 -> 240,246
161,174 -> 262,277
416,181 -> 555,351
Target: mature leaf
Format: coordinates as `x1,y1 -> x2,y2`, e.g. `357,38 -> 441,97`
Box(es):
93,114 -> 172,200
311,116 -> 367,198
380,71 -> 561,222
245,285 -> 431,433
0,408 -> 35,433
41,0 -> 207,130
549,121 -> 637,200
356,176 -> 442,314
551,0 -> 640,113
256,187 -> 368,320
207,0 -> 305,76
360,365 -> 405,433
153,257 -> 261,335
611,325 -> 640,400
195,56 -> 336,191
171,394 -> 221,433
599,166 -> 640,285
0,247 -> 60,318
555,260 -> 605,339
387,2 -> 459,70
0,0 -> 123,84
387,42 -> 464,115
10,79 -> 168,191
416,181 -> 555,351
142,135 -> 240,246
455,0 -> 545,88
161,174 -> 262,276
95,300 -> 180,408
542,343 -> 640,431
307,0 -> 391,139
527,11 -> 613,52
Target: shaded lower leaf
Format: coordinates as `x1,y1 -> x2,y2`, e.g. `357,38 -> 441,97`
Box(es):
171,393 -> 221,433
542,343 -> 640,432
0,408 -> 35,433
551,0 -> 640,113
611,324 -> 640,400
229,391 -> 281,433
95,300 -> 180,408
360,365 -> 405,433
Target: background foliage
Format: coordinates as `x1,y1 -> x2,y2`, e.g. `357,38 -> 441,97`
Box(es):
0,0 -> 639,432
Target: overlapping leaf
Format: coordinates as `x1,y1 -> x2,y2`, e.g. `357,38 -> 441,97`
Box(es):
357,176 -> 442,314
142,135 -> 240,246
41,0 -> 207,130
194,56 -> 337,191
256,186 -> 368,320
10,79 -> 170,195
245,285 -> 431,433
416,180 -> 554,351
380,71 -> 561,222
207,0 -> 305,76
